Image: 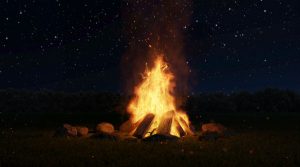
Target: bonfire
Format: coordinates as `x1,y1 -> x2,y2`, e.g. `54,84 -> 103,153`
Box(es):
121,55 -> 193,138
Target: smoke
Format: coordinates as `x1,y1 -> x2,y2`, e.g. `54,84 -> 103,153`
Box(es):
121,0 -> 193,99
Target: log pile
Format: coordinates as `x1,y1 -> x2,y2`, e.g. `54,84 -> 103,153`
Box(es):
129,111 -> 193,139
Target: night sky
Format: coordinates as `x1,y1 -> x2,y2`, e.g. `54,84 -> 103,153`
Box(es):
0,0 -> 299,93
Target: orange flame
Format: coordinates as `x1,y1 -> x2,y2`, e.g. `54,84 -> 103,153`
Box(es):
127,54 -> 193,138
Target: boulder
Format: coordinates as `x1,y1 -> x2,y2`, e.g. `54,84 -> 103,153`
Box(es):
201,123 -> 226,134
64,124 -> 78,137
119,120 -> 136,133
199,123 -> 236,141
75,126 -> 89,136
54,124 -> 77,137
96,122 -> 115,134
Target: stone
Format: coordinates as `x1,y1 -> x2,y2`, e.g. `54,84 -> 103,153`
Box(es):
201,123 -> 226,134
119,120 -> 134,133
75,126 -> 89,136
199,123 -> 236,141
64,124 -> 78,137
53,124 -> 77,137
96,122 -> 115,134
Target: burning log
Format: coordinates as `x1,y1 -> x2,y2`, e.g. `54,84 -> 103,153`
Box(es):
122,56 -> 194,139
179,117 -> 193,135
157,110 -> 175,135
174,119 -> 186,137
133,113 -> 155,138
131,110 -> 192,138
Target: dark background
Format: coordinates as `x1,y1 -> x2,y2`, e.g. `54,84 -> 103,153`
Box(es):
1,2 -> 300,167
0,0 -> 299,93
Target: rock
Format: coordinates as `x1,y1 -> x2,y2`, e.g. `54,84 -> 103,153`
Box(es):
199,123 -> 236,141
96,122 -> 115,134
201,123 -> 226,134
75,126 -> 89,136
53,124 -> 77,137
119,120 -> 139,133
64,124 -> 78,137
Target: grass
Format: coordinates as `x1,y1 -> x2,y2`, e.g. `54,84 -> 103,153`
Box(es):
0,112 -> 300,167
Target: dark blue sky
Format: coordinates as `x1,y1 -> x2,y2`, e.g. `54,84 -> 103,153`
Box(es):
0,0 -> 299,93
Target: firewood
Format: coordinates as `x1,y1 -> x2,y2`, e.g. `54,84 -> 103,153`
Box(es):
174,119 -> 186,137
157,110 -> 175,135
179,117 -> 193,135
133,113 -> 155,138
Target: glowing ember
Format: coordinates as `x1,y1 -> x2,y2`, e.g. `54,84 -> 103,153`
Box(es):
125,54 -> 193,138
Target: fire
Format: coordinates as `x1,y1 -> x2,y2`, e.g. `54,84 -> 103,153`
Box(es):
126,54 -> 193,138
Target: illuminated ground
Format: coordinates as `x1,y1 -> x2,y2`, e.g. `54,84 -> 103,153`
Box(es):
0,112 -> 299,166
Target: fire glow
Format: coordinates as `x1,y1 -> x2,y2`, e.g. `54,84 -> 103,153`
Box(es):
125,54 -> 193,138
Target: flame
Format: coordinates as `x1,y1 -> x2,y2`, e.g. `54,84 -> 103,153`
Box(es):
127,54 -> 193,138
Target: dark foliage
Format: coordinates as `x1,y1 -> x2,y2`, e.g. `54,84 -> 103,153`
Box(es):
0,89 -> 299,119
0,89 -> 128,114
185,89 -> 300,115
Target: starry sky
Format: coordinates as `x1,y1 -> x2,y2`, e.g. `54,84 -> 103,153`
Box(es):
0,0 -> 299,93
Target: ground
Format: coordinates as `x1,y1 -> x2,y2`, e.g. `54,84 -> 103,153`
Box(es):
0,112 -> 300,167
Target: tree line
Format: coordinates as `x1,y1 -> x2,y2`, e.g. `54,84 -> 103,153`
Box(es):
0,88 -> 299,115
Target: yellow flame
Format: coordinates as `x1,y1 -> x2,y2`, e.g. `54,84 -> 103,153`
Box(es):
127,54 -> 192,137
